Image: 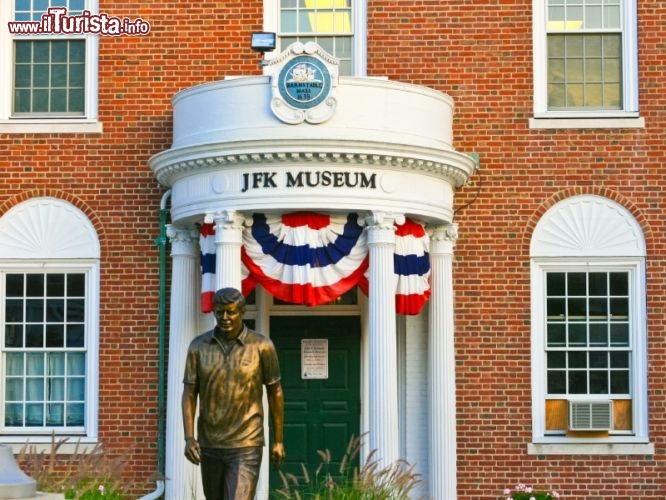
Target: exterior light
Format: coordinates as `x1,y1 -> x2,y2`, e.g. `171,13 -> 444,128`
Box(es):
251,32 -> 276,53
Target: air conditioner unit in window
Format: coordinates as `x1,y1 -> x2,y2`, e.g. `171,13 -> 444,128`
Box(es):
568,400 -> 613,431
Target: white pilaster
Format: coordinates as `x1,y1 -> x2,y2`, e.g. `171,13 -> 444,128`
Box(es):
213,210 -> 245,290
427,223 -> 458,500
164,225 -> 204,500
364,211 -> 403,468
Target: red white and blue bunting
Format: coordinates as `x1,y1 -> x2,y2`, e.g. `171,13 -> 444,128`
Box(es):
199,212 -> 431,315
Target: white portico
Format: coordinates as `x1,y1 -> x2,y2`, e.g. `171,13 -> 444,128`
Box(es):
149,43 -> 476,500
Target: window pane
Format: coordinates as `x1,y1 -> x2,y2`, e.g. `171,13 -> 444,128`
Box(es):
608,273 -> 629,296
547,351 -> 566,368
68,352 -> 85,376
47,274 -> 65,296
66,324 -> 85,348
46,298 -> 64,322
589,323 -> 608,346
569,371 -> 587,393
46,403 -> 64,425
5,403 -> 24,426
6,274 -> 24,296
589,298 -> 607,319
547,323 -> 566,346
6,298 -> 23,322
610,323 -> 629,346
6,379 -> 23,400
67,274 -> 85,296
68,378 -> 85,401
5,325 -> 23,347
548,371 -> 566,393
589,351 -> 607,368
610,298 -> 628,318
26,299 -> 43,322
547,298 -> 565,317
66,403 -> 84,425
610,371 -> 629,394
46,324 -> 64,348
589,371 -> 608,393
547,273 -> 566,295
26,378 -> 44,401
610,351 -> 629,368
588,272 -> 607,295
26,324 -> 43,347
26,274 -> 44,296
6,353 -> 24,376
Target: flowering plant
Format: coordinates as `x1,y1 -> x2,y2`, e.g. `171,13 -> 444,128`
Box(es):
501,483 -> 560,500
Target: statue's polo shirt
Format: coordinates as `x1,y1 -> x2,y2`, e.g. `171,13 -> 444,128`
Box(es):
183,325 -> 281,449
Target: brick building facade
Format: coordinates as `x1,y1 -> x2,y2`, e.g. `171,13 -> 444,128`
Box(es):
1,1 -> 665,498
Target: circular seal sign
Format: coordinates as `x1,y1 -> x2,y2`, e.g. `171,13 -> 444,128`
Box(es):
277,55 -> 332,110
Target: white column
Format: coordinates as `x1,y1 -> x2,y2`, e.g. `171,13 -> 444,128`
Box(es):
213,210 -> 245,290
364,211 -> 403,468
427,223 -> 458,500
164,224 -> 204,500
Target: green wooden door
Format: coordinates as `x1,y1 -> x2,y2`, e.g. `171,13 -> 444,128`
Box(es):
269,315 -> 361,495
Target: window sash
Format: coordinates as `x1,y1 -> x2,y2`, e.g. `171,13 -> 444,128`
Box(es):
3,0 -> 97,122
532,0 -> 638,117
13,39 -> 86,116
2,271 -> 89,433
278,0 -> 355,76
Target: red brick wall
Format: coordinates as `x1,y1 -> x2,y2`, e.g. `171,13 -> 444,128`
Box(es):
368,0 -> 666,497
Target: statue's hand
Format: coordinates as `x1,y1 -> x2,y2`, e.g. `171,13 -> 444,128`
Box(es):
271,442 -> 286,470
184,437 -> 201,465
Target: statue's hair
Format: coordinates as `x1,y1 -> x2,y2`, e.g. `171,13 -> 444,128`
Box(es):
213,287 -> 246,311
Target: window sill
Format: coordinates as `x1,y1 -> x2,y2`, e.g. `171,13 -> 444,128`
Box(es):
528,441 -> 654,456
529,116 -> 645,129
1,436 -> 99,454
0,120 -> 103,134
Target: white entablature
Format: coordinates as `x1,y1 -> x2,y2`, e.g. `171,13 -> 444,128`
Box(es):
149,45 -> 476,224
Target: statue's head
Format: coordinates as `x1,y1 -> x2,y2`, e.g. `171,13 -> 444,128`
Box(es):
213,287 -> 247,313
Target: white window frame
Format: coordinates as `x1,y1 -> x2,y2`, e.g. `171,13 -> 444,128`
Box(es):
263,0 -> 367,76
529,195 -> 652,455
530,0 -> 644,129
0,264 -> 100,442
0,198 -> 100,453
0,0 -> 102,134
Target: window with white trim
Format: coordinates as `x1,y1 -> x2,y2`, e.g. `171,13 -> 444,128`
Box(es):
0,0 -> 100,132
3,271 -> 89,431
532,0 -> 639,119
530,195 -> 651,453
265,0 -> 366,76
0,198 -> 99,446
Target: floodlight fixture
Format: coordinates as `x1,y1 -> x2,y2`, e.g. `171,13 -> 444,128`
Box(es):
251,32 -> 276,53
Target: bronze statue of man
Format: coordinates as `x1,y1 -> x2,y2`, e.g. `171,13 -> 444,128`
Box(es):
182,287 -> 285,500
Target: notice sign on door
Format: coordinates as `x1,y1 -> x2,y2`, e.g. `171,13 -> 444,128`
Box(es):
301,339 -> 328,379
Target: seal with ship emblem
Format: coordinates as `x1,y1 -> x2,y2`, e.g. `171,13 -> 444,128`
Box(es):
277,55 -> 332,110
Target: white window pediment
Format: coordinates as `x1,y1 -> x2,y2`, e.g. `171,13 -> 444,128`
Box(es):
531,195 -> 645,258
0,197 -> 100,259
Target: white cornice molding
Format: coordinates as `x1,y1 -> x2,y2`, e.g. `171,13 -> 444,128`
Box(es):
150,145 -> 476,189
